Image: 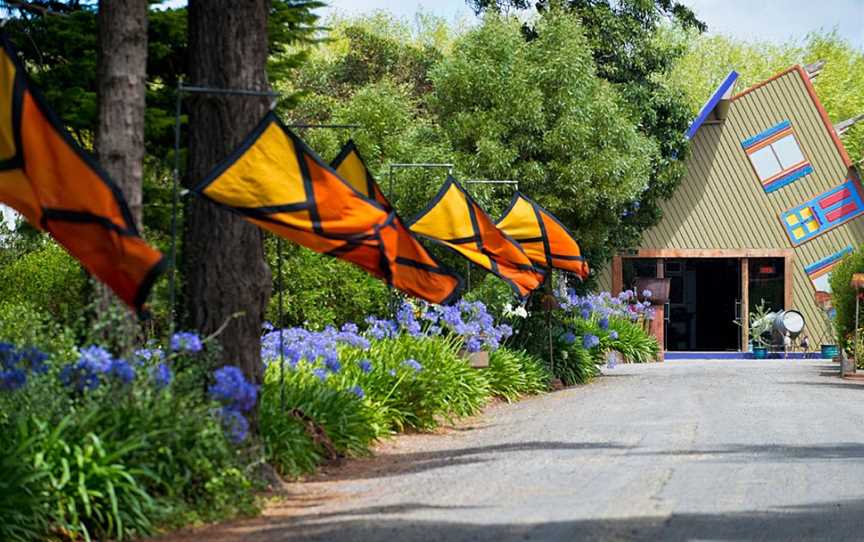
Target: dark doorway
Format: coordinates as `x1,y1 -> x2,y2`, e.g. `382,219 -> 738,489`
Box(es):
665,259 -> 741,351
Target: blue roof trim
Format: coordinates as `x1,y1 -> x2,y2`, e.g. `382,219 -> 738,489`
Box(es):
804,245 -> 853,276
741,120 -> 792,149
685,70 -> 739,140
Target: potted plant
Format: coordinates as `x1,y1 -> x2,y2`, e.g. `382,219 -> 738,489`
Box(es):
736,300 -> 773,359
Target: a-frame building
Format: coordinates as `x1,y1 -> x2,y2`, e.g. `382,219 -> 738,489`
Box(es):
601,65 -> 862,353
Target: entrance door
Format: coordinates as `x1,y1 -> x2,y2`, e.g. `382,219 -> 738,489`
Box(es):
665,258 -> 741,351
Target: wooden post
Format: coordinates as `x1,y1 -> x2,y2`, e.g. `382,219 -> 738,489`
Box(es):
611,255 -> 623,295
741,258 -> 749,352
650,305 -> 665,362
784,253 -> 795,310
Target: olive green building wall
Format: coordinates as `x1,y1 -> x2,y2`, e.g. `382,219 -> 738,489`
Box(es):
598,67 -> 862,342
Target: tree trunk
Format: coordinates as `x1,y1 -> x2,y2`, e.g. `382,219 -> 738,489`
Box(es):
96,0 -> 148,230
183,0 -> 272,387
95,0 -> 149,350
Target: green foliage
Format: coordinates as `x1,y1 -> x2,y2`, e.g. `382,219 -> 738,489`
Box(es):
486,348 -> 550,402
607,318 -> 659,362
260,365 -> 380,478
0,241 -> 87,327
0,421 -> 52,542
829,246 -> 864,349
261,333 -> 492,477
267,242 -> 389,329
427,10 -> 661,265
339,334 -> 490,431
0,301 -> 78,361
0,346 -> 258,540
554,339 -> 599,386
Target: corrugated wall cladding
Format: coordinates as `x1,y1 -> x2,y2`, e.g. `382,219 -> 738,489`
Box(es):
605,68 -> 862,341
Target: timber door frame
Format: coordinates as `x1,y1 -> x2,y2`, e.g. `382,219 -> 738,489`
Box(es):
612,249 -> 795,352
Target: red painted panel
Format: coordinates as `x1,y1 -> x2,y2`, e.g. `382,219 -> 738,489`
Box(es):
826,202 -> 860,222
819,188 -> 851,209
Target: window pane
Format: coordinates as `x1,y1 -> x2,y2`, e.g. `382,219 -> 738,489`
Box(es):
749,146 -> 781,180
771,134 -> 805,169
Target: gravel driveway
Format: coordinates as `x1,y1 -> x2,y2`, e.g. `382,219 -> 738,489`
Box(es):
164,359 -> 864,541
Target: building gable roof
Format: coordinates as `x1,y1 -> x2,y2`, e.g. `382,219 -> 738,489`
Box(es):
732,65 -> 852,169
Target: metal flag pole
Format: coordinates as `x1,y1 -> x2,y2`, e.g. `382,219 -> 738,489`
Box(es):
276,120 -> 359,409
169,80 -> 357,410
169,80 -> 282,334
385,162 -> 454,313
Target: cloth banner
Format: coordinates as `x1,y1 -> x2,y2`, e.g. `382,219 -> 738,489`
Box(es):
496,192 -> 589,279
191,114 -> 461,304
407,176 -> 545,298
0,33 -> 165,312
331,141 -> 462,304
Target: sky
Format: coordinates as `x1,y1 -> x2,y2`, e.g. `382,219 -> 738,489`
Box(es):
319,0 -> 863,49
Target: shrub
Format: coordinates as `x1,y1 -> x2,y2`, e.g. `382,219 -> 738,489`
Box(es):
260,365 -> 380,478
0,420 -> 52,542
0,301 -> 78,362
829,246 -> 864,349
267,243 -> 389,329
554,334 -> 601,386
486,348 -> 550,402
0,241 -> 87,328
338,334 -> 490,431
0,335 -> 259,540
608,317 -> 659,363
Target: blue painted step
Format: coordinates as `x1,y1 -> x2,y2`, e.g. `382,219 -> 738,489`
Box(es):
664,351 -> 829,360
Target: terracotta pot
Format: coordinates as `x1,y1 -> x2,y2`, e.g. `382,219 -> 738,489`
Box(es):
460,350 -> 489,369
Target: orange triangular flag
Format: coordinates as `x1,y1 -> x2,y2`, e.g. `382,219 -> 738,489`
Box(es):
331,140 -> 463,304
408,176 -> 545,298
0,33 -> 165,312
497,192 -> 589,278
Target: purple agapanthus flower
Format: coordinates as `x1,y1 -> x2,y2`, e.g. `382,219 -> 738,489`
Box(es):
402,359 -> 423,373
561,332 -> 576,345
59,362 -> 102,392
313,368 -> 328,381
209,366 -> 257,412
170,331 -> 203,353
599,317 -> 610,330
108,359 -> 136,385
325,356 -> 342,373
583,334 -> 600,349
609,330 -> 619,340
0,368 -> 26,391
358,359 -> 373,373
78,345 -> 113,372
349,385 -> 365,399
17,347 -> 49,374
152,363 -> 173,389
218,408 -> 250,443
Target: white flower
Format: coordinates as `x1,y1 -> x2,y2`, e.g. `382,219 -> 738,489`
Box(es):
503,303 -> 529,319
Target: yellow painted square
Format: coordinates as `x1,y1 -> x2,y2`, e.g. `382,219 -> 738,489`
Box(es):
792,226 -> 806,239
800,207 -> 813,220
806,219 -> 819,233
786,214 -> 799,226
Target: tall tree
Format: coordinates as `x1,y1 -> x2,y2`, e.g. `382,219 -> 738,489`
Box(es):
92,0 -> 150,343
96,0 -> 148,230
468,0 -> 705,266
183,0 -> 272,384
